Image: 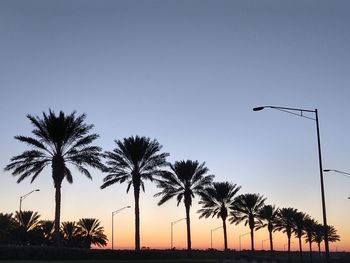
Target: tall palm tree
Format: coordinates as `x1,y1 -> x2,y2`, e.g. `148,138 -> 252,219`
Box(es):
230,193 -> 266,251
256,205 -> 279,252
292,211 -> 309,253
197,181 -> 241,251
101,135 -> 169,250
5,110 -> 103,245
304,217 -> 317,257
274,207 -> 297,252
155,160 -> 213,251
77,218 -> 108,248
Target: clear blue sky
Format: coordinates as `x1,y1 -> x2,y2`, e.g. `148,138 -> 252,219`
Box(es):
1,0 -> 350,250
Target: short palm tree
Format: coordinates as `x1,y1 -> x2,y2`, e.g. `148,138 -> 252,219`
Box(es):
0,213 -> 16,245
77,218 -> 107,248
40,220 -> 54,245
101,135 -> 169,250
5,110 -> 103,245
197,181 -> 241,250
15,210 -> 41,232
274,207 -> 297,252
256,205 -> 279,251
230,193 -> 266,251
14,210 -> 41,245
155,160 -> 213,251
62,221 -> 80,246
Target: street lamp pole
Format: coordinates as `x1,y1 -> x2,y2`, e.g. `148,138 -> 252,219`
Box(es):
19,189 -> 40,212
253,106 -> 329,261
210,226 -> 223,249
112,206 -> 131,250
170,218 -> 186,249
239,232 -> 250,251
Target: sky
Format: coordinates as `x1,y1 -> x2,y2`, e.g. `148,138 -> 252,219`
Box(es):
1,0 -> 350,251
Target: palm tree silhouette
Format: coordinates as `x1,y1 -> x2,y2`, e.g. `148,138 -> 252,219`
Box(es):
77,218 -> 107,248
230,193 -> 266,251
14,210 -> 41,245
304,217 -> 317,257
256,205 -> 279,252
101,135 -> 169,250
155,160 -> 213,251
5,110 -> 103,245
292,211 -> 309,253
313,223 -> 340,254
275,207 -> 297,252
62,221 -> 80,246
197,181 -> 241,251
0,213 -> 15,245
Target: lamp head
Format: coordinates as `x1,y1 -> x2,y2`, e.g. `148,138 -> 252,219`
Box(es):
35,189 -> 40,191
253,107 -> 265,111
127,206 -> 131,208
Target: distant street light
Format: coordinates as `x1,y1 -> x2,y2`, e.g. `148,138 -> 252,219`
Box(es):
170,218 -> 186,249
210,226 -> 223,249
112,206 -> 131,250
253,105 -> 329,262
19,189 -> 40,212
239,232 -> 250,251
261,238 -> 269,250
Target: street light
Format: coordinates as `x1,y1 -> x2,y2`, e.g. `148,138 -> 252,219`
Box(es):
261,238 -> 269,250
210,226 -> 223,249
19,189 -> 40,212
170,218 -> 186,249
323,169 -> 350,179
112,206 -> 131,250
253,105 -> 329,261
239,232 -> 250,251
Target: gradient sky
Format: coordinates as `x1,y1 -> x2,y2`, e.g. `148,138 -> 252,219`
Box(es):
1,0 -> 350,251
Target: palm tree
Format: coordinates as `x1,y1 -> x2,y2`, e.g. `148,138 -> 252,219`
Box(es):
274,207 -> 297,252
101,135 -> 169,250
14,210 -> 41,245
230,193 -> 266,251
312,223 -> 324,253
155,160 -> 213,251
197,181 -> 241,251
292,211 -> 309,253
5,110 -> 103,245
77,218 -> 107,248
256,205 -> 279,252
0,213 -> 16,245
304,217 -> 317,257
61,221 -> 80,246
40,220 -> 54,245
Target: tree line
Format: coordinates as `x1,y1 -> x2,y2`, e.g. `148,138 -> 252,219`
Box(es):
3,110 -> 340,252
0,211 -> 107,248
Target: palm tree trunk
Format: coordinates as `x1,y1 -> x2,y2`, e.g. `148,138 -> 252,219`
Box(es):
134,185 -> 140,251
222,217 -> 228,251
288,236 -> 291,252
185,204 -> 191,251
299,236 -> 302,252
250,228 -> 254,251
54,185 -> 61,246
269,230 -> 273,251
